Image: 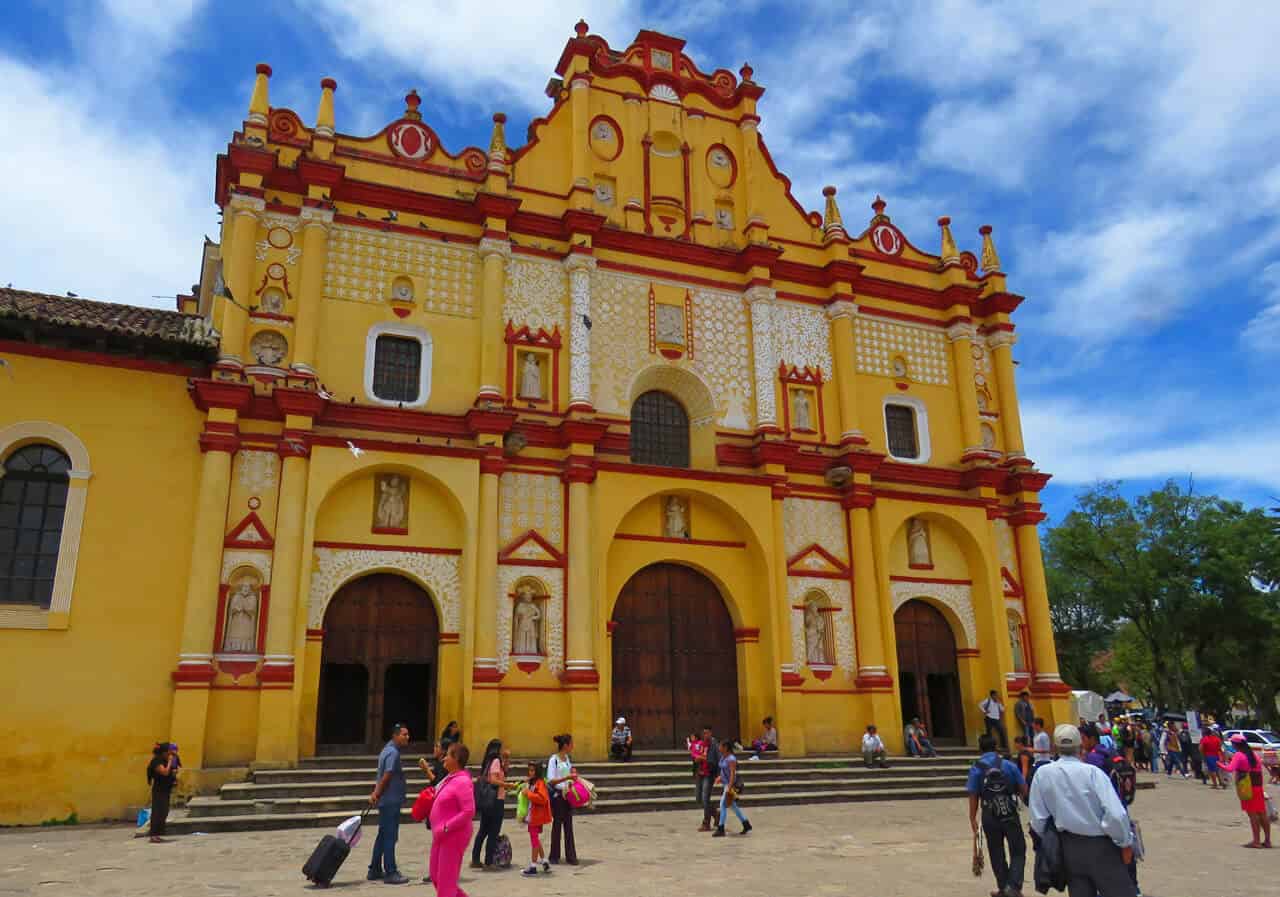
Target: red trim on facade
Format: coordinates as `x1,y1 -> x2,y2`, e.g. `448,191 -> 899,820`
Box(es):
498,529 -> 566,566
224,510 -> 275,548
472,666 -> 504,684
0,339 -> 210,377
439,632 -> 460,644
312,540 -> 462,555
890,574 -> 972,586
614,532 -> 746,549
955,648 -> 981,658
560,668 -> 600,685
733,627 -> 760,642
371,526 -> 409,536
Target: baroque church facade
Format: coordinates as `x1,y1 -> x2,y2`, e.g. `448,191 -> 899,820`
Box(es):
0,24 -> 1067,824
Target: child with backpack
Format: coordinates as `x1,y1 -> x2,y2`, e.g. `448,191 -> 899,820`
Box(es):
521,762 -> 553,876
1108,751 -> 1142,893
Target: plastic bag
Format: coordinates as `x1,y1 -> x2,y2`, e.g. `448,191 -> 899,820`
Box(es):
516,786 -> 529,823
135,808 -> 150,836
336,813 -> 364,847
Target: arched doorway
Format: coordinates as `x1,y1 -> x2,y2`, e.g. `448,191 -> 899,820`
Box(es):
317,573 -> 438,753
611,563 -> 739,748
895,599 -> 963,740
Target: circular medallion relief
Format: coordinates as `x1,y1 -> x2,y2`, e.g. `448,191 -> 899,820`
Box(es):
247,496 -> 261,510
588,115 -> 621,161
387,121 -> 434,160
267,227 -> 292,249
250,330 -> 288,367
974,373 -> 987,387
705,145 -> 736,189
871,224 -> 903,256
266,262 -> 286,280
971,344 -> 984,360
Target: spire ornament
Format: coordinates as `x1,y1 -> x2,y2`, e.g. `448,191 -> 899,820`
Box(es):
315,78 -> 337,138
247,63 -> 271,125
979,225 -> 1002,273
822,186 -> 846,241
403,89 -> 422,122
937,216 -> 960,267
870,195 -> 890,225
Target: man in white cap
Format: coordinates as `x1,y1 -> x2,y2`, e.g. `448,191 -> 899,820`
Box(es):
1029,724 -> 1135,897
610,717 -> 633,762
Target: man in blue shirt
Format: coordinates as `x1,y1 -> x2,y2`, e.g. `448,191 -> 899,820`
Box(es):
967,734 -> 1029,897
1081,723 -> 1115,771
368,723 -> 411,885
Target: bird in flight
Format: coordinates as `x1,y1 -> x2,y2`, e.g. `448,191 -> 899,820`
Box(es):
346,440 -> 364,458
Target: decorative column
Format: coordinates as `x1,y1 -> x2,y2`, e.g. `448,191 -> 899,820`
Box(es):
846,500 -> 888,686
1012,511 -> 1065,695
477,238 -> 511,403
946,320 -> 988,460
290,206 -> 333,375
565,255 -> 596,413
218,193 -> 264,366
768,477 -> 806,756
746,285 -> 778,431
569,66 -> 591,206
987,331 -> 1027,463
169,385 -> 250,770
472,451 -> 503,681
826,300 -> 864,444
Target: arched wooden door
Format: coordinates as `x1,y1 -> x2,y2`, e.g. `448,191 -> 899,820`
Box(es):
317,574 -> 438,753
895,599 -> 964,739
611,564 -> 739,748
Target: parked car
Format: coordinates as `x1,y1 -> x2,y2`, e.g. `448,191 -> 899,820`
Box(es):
1221,729 -> 1280,779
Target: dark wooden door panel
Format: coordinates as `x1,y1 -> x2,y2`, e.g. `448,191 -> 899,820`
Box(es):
612,564 -> 738,749
894,599 -> 959,739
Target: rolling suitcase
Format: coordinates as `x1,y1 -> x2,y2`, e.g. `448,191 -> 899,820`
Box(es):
303,833 -> 351,888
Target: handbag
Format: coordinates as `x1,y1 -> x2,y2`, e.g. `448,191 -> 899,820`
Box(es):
1266,793 -> 1278,823
1236,770 -> 1254,802
971,830 -> 984,877
410,787 -> 436,823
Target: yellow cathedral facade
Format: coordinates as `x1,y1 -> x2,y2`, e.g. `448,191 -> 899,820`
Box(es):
0,24 -> 1069,824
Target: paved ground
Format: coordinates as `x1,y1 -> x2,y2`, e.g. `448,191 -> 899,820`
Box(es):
0,774 -> 1274,897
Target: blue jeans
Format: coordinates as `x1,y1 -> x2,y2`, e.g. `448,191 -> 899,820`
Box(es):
718,790 -> 747,827
1165,751 -> 1186,775
369,802 -> 401,876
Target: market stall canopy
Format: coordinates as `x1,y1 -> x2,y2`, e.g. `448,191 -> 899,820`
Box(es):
1105,691 -> 1135,703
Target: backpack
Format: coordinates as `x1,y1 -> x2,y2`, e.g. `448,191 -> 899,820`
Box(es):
493,834 -> 512,868
1109,758 -> 1137,806
976,758 -> 1019,821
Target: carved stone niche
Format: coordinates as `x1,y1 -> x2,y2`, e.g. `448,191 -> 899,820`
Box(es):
510,577 -> 548,672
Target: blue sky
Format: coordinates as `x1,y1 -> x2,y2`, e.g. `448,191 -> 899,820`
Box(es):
2,1 -> 1278,523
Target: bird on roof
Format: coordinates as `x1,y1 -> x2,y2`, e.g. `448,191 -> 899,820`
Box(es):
418,221 -> 430,230
356,210 -> 368,219
581,313 -> 592,330
66,291 -> 78,297
346,440 -> 364,458
383,210 -> 398,222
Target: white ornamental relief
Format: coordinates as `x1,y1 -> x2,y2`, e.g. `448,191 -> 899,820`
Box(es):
505,256 -> 567,333
235,450 -> 279,493
775,303 -> 833,376
495,565 -> 565,675
690,289 -> 753,429
324,224 -> 478,317
307,548 -> 461,630
499,472 -> 564,549
788,578 -> 855,672
855,317 -> 950,385
222,549 -> 273,584
890,581 -> 977,648
747,289 -> 778,426
994,518 -> 1017,575
782,497 -> 848,562
590,271 -> 651,416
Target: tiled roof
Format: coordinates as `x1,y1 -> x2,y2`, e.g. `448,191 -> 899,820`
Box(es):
0,288 -> 220,349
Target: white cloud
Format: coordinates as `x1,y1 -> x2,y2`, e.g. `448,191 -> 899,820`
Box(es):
1242,262 -> 1280,356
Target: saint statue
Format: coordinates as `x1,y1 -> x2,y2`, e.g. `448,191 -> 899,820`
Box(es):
664,496 -> 688,539
512,585 -> 542,655
792,390 -> 812,431
804,602 -> 828,665
222,579 -> 259,653
908,518 -> 931,566
375,475 -> 408,529
981,423 -> 997,450
1008,616 -> 1026,672
520,353 -> 542,399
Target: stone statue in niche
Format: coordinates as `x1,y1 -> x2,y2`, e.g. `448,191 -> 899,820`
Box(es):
908,517 -> 932,566
981,423 -> 997,451
715,207 -> 734,229
891,357 -> 908,379
250,330 -> 288,366
259,288 -> 285,314
374,474 -> 409,530
222,574 -> 260,653
804,601 -> 828,665
792,389 -> 812,431
976,390 -> 989,412
1008,615 -> 1026,671
512,584 -> 542,655
664,495 -> 689,539
655,303 -> 685,345
519,352 -> 543,399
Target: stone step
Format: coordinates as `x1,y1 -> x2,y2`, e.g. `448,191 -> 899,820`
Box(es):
168,783 -> 972,834
221,764 -> 969,801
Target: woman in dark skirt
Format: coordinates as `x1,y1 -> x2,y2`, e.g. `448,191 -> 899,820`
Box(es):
146,742 -> 179,843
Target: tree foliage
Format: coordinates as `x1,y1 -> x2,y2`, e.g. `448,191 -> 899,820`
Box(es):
1043,481 -> 1280,723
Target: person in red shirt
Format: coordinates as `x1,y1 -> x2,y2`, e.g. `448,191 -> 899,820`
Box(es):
1199,728 -> 1224,789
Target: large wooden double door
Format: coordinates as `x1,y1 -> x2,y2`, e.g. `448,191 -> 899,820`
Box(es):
317,574 -> 438,753
611,564 -> 740,749
895,599 -> 964,739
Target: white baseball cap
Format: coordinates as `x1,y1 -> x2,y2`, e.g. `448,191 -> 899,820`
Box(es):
1054,724 -> 1082,749
615,717 -> 625,725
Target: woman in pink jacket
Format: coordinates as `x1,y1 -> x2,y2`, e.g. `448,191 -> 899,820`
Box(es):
428,742 -> 476,897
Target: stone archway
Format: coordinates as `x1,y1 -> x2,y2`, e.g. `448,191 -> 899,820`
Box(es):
611,563 -> 739,748
894,599 -> 964,740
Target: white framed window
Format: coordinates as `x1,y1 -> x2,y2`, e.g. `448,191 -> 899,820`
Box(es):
0,421 -> 91,630
364,322 -> 432,407
882,396 -> 931,464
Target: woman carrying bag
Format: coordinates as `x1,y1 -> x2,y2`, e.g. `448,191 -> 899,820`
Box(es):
428,743 -> 475,897
1223,734 -> 1272,848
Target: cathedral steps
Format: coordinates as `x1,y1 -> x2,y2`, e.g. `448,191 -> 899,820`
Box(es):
167,750 -> 976,834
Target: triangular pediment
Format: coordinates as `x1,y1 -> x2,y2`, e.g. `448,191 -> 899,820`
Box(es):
787,543 -> 849,578
499,529 -> 564,566
1001,567 -> 1023,597
225,511 -> 273,548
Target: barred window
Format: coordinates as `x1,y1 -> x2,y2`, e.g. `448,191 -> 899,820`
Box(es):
630,391 -> 690,468
372,335 -> 423,403
0,444 -> 70,608
884,404 -> 919,459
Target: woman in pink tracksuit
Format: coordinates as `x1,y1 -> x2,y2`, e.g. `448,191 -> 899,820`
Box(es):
428,742 -> 476,897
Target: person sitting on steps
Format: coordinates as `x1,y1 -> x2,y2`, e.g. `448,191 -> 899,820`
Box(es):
905,717 -> 938,757
609,717 -> 633,762
861,725 -> 890,768
748,716 -> 778,759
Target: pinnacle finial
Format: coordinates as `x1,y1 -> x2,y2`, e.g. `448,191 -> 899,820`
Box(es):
937,216 -> 960,266
979,225 -> 1002,273
574,19 -> 589,38
489,112 -> 508,157
871,195 -> 889,224
404,89 -> 422,121
822,186 -> 846,240
739,62 -> 754,82
248,63 -> 271,124
315,78 -> 337,137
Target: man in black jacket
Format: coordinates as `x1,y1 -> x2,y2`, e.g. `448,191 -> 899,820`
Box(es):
692,726 -> 720,832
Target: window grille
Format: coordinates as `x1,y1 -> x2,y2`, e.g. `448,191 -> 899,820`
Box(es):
884,404 -> 919,459
630,391 -> 690,468
371,335 -> 422,403
0,444 -> 70,608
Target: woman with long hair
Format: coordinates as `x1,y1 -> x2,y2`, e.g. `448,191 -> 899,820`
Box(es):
546,733 -> 579,864
470,738 -> 507,869
440,721 -> 461,752
1223,734 -> 1272,848
428,742 -> 475,897
145,742 -> 178,843
713,736 -> 751,837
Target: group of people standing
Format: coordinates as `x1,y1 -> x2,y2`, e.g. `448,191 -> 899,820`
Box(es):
365,724 -> 584,893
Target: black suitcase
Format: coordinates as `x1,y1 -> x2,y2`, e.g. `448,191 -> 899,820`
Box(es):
303,833 -> 350,887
